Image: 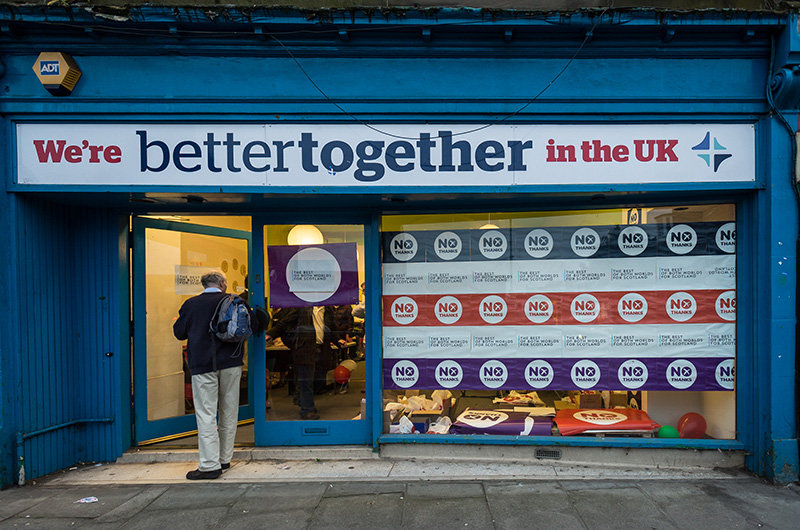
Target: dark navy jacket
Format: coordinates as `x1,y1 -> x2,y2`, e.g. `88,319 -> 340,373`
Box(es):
173,291 -> 255,376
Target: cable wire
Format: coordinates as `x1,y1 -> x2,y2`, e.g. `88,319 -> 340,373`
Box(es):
270,7 -> 609,141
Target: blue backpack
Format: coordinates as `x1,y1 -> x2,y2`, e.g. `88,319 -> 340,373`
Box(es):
209,294 -> 253,343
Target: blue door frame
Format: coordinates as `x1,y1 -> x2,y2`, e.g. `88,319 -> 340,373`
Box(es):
131,217 -> 255,443
250,213 -> 379,447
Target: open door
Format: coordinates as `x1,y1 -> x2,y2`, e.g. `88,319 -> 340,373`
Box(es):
132,216 -> 254,444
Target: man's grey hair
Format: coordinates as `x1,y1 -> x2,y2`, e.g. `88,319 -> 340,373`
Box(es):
201,270 -> 227,288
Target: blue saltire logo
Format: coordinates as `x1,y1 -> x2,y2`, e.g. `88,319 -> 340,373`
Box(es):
692,132 -> 732,172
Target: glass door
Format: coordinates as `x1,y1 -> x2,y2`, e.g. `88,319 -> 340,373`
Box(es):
132,216 -> 254,444
252,220 -> 373,446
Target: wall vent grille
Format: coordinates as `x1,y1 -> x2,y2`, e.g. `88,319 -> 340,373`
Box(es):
535,448 -> 562,460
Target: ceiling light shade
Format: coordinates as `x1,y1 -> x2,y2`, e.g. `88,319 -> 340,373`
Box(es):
287,225 -> 324,245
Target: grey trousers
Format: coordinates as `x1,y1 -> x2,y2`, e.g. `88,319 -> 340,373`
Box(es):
191,365 -> 242,472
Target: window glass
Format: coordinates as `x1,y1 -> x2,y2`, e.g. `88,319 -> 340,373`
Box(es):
263,224 -> 367,422
145,227 -> 250,422
381,206 -> 736,440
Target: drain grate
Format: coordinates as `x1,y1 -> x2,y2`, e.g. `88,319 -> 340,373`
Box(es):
534,448 -> 562,460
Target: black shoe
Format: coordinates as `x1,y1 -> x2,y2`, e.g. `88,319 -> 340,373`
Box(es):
300,412 -> 320,420
186,468 -> 222,480
221,463 -> 231,471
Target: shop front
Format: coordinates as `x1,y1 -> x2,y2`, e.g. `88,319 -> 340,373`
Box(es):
0,5 -> 798,487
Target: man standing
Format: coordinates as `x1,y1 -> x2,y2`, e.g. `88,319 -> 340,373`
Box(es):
173,270 -> 254,480
265,306 -> 342,420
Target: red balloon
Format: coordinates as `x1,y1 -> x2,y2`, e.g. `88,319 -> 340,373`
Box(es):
677,412 -> 707,439
334,365 -> 351,385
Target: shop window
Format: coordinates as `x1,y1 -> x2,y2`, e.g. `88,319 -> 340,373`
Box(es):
381,206 -> 736,440
263,224 -> 367,422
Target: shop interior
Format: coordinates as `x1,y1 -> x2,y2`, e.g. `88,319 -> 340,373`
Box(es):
138,204 -> 735,446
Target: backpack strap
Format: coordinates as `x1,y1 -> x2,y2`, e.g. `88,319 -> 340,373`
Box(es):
209,294 -> 231,336
208,294 -> 231,372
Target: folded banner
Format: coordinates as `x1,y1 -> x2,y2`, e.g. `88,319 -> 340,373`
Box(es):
554,409 -> 661,436
449,410 -> 553,436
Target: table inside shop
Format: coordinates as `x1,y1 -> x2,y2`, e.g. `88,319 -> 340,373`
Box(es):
265,341 -> 358,371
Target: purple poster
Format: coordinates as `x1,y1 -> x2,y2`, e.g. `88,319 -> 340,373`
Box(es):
268,243 -> 359,308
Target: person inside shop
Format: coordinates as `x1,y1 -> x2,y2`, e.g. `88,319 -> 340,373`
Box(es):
350,282 -> 366,358
265,306 -> 292,392
331,303 -> 355,362
173,270 -> 257,480
264,306 -> 344,420
352,282 -> 365,322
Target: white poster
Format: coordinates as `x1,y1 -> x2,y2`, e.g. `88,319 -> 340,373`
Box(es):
174,265 -> 215,295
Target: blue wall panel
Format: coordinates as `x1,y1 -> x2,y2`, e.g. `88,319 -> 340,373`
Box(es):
14,196 -> 123,482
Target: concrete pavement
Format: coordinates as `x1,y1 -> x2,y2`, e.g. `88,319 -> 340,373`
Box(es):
1,450 -> 798,529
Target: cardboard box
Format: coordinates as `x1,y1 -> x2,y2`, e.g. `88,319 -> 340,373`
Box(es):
609,392 -> 628,408
390,410 -> 409,425
553,400 -> 578,411
410,410 -> 443,423
411,417 -> 430,434
579,394 -> 603,409
441,397 -> 458,421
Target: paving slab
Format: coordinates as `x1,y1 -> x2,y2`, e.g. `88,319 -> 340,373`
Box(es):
4,486 -> 144,520
214,508 -> 312,530
401,496 -> 495,530
637,481 -> 759,530
485,482 -> 587,530
145,483 -> 249,510
229,483 -> 328,512
309,491 -> 403,530
92,486 -> 167,523
693,480 -> 800,529
567,484 -> 677,530
111,505 -> 229,530
0,486 -> 69,520
406,481 -> 486,499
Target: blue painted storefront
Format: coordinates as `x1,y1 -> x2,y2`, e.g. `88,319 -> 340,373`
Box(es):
0,6 -> 798,486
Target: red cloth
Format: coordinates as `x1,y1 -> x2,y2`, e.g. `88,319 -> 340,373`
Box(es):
555,409 -> 660,436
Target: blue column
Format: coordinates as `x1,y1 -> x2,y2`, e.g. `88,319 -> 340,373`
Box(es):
758,115 -> 799,482
0,120 -> 21,488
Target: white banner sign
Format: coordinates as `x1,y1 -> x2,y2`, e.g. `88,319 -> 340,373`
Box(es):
16,123 -> 755,187
174,265 -> 215,295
